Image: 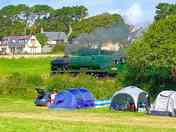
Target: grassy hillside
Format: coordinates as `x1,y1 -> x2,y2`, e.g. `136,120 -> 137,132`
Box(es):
0,97 -> 175,132
0,58 -> 52,75
0,58 -> 119,99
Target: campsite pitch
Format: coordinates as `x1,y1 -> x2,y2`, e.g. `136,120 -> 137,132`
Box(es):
0,97 -> 175,132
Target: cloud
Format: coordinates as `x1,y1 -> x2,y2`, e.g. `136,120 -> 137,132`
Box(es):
124,3 -> 143,25
108,3 -> 144,26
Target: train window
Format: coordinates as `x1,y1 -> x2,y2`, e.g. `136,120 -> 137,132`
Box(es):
114,60 -> 118,65
120,58 -> 125,64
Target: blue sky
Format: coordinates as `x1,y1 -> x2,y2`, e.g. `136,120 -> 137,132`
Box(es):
0,0 -> 175,26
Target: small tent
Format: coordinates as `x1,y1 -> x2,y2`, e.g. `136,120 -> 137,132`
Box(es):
150,91 -> 176,116
48,87 -> 95,109
110,86 -> 149,111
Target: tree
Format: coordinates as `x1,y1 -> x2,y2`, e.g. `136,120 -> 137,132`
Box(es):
31,5 -> 53,30
127,15 -> 176,96
128,15 -> 176,71
36,33 -> 48,46
50,6 -> 88,40
155,3 -> 176,21
71,13 -> 124,39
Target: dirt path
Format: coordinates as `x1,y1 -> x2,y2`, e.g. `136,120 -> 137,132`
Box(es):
0,112 -> 176,129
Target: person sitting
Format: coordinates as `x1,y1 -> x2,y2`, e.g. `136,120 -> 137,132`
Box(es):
48,90 -> 58,105
128,102 -> 136,112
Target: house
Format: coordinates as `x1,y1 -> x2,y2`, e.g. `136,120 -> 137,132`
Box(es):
0,35 -> 41,55
43,32 -> 67,46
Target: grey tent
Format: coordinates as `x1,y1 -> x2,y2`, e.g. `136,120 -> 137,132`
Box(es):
150,91 -> 176,116
110,86 -> 149,111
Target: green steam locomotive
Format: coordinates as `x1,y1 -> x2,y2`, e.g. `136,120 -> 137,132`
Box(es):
51,54 -> 125,77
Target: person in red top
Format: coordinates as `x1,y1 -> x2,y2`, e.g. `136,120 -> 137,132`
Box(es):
128,102 -> 136,112
47,90 -> 57,106
50,90 -> 57,104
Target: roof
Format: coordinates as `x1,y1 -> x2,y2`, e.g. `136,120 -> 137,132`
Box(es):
43,32 -> 67,41
2,35 -> 31,47
2,36 -> 31,40
112,86 -> 147,107
158,91 -> 176,97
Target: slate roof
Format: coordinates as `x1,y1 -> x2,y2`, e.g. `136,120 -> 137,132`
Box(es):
1,35 -> 31,47
43,32 -> 67,41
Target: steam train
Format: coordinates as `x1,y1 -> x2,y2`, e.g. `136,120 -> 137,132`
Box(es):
51,54 -> 125,77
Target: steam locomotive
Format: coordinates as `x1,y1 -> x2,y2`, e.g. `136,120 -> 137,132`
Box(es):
51,54 -> 125,77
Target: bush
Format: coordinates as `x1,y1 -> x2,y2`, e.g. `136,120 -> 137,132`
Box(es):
126,15 -> 176,98
0,73 -> 122,99
51,44 -> 65,54
0,73 -> 43,98
45,73 -> 120,99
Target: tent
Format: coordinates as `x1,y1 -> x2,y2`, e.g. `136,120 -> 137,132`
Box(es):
110,86 -> 149,111
150,91 -> 176,116
48,87 -> 95,109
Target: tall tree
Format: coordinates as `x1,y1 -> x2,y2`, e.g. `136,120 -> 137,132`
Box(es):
127,15 -> 176,96
155,3 -> 176,21
51,6 -> 88,40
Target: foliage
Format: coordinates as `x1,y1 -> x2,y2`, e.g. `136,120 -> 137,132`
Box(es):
127,15 -> 176,97
51,44 -> 65,54
45,74 -> 120,99
71,13 -> 124,39
0,58 -> 121,99
0,73 -> 120,99
155,3 -> 176,21
0,4 -> 124,42
36,33 -> 48,46
0,73 -> 43,97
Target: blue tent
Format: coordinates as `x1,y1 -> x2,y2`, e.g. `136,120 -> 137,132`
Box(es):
49,87 -> 95,109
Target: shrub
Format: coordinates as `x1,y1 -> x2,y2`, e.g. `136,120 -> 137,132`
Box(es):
0,73 -> 122,99
0,73 -> 43,98
45,73 -> 120,99
51,44 -> 65,54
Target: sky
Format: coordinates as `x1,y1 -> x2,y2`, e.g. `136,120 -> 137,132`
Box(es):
0,0 -> 176,26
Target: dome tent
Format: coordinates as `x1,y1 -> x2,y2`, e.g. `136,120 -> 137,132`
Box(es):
150,91 -> 176,117
110,86 -> 148,111
48,87 -> 95,109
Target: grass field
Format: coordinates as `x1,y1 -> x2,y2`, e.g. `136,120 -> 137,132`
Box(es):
0,58 -> 52,75
0,58 -> 176,132
0,97 -> 175,132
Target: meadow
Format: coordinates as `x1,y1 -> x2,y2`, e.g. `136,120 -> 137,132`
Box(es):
0,58 -> 176,132
0,97 -> 175,132
0,58 -> 52,75
0,58 -> 119,99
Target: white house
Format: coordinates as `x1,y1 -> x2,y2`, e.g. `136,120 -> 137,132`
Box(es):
0,35 -> 41,55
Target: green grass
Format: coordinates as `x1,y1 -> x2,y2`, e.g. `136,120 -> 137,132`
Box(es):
0,97 -> 175,132
0,58 -> 175,131
0,58 -> 52,75
0,58 -> 119,99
